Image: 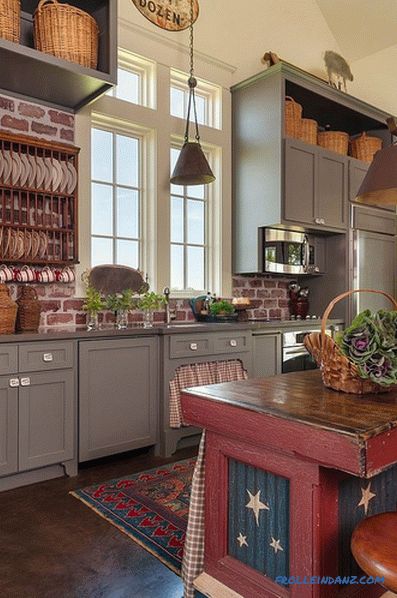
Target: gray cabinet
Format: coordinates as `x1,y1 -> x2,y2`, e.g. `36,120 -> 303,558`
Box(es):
252,333 -> 281,378
79,337 -> 159,462
349,159 -> 369,203
19,371 -> 74,471
284,139 -> 348,231
0,378 -> 18,477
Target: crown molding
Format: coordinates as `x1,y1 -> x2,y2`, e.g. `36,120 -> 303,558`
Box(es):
118,18 -> 237,75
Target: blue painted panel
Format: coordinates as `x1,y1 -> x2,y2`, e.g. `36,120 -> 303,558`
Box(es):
228,459 -> 289,584
339,463 -> 397,576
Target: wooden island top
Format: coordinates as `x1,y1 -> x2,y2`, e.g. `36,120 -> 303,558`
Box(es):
182,370 -> 397,478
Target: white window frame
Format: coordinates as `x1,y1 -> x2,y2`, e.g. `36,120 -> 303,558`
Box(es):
107,49 -> 157,109
170,68 -> 222,130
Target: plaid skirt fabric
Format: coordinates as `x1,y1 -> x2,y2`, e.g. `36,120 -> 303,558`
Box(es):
169,359 -> 248,428
178,360 -> 248,597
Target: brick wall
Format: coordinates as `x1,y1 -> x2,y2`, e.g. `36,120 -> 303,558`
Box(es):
233,275 -> 294,320
0,93 -> 75,144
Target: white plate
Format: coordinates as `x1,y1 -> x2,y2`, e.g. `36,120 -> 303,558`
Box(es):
2,151 -> 12,185
27,154 -> 36,188
0,151 -> 4,183
52,159 -> 63,193
35,157 -> 46,189
59,161 -> 69,194
66,162 -> 77,195
19,153 -> 30,188
43,157 -> 53,191
11,153 -> 22,186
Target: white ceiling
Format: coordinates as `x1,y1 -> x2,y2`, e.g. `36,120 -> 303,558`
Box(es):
316,0 -> 397,62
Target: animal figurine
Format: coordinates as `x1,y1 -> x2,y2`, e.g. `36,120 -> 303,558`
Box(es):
262,51 -> 280,67
324,50 -> 353,92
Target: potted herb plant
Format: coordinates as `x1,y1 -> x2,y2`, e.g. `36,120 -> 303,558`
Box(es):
137,291 -> 166,328
106,289 -> 136,329
83,286 -> 105,331
209,299 -> 236,321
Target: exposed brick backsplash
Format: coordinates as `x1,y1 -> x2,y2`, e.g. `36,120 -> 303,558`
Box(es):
232,274 -> 295,320
0,93 -> 74,144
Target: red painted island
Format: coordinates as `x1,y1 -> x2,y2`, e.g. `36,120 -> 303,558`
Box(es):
181,370 -> 397,598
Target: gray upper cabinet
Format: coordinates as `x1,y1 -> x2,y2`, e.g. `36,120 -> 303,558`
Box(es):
79,337 -> 159,462
348,159 -> 369,203
284,139 -> 348,231
0,1 -> 117,111
0,379 -> 18,477
18,370 -> 74,471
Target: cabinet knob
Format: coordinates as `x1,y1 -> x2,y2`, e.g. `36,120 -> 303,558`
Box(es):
43,353 -> 53,362
20,377 -> 31,387
314,218 -> 321,225
9,378 -> 19,388
189,343 -> 198,351
229,339 -> 237,347
321,218 -> 326,225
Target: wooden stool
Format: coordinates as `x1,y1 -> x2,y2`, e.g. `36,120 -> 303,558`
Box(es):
351,512 -> 397,593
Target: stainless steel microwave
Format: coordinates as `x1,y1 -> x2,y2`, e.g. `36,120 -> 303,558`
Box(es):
263,228 -> 321,275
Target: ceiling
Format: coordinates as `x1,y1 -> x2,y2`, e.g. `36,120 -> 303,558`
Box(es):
316,0 -> 397,62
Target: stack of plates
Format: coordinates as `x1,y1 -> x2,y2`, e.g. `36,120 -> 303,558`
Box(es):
0,150 -> 77,195
0,227 -> 49,260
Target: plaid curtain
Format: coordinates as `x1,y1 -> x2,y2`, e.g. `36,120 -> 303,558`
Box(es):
177,360 -> 248,598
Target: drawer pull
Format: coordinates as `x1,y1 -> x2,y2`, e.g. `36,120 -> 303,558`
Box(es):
9,378 -> 19,388
190,343 -> 198,351
20,377 -> 31,387
229,339 -> 238,348
43,353 -> 54,362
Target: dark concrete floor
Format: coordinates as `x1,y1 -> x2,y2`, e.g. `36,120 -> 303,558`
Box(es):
0,447 -> 197,598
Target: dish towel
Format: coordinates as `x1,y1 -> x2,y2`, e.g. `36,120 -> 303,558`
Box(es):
176,360 -> 248,598
169,359 -> 248,428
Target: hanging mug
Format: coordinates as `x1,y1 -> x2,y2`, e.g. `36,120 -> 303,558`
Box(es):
15,265 -> 36,283
36,267 -> 56,283
61,267 -> 75,283
0,264 -> 14,283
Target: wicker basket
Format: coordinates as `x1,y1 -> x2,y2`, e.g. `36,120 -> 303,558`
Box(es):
0,0 -> 20,43
304,289 -> 397,395
284,96 -> 302,139
16,286 -> 41,332
34,0 -> 99,69
0,283 -> 17,334
299,118 -> 318,145
350,132 -> 382,164
318,130 -> 349,156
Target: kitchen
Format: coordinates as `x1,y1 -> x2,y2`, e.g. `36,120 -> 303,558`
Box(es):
0,1 -> 396,597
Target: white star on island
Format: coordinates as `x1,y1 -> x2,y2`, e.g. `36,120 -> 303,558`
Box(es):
246,489 -> 270,526
270,537 -> 284,554
237,532 -> 248,548
358,483 -> 376,515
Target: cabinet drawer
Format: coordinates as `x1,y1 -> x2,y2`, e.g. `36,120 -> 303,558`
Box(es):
169,335 -> 212,359
352,205 -> 396,235
0,346 -> 18,376
214,332 -> 251,354
19,342 -> 74,372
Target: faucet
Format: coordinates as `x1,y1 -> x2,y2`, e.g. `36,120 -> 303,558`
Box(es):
163,287 -> 176,324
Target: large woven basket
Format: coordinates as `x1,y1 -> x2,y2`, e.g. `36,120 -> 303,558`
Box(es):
351,132 -> 382,164
304,289 -> 397,395
299,118 -> 317,145
0,0 -> 20,43
284,96 -> 302,139
34,0 -> 99,69
0,283 -> 17,334
318,130 -> 349,156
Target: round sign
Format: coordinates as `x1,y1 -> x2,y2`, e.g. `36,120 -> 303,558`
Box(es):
131,0 -> 199,31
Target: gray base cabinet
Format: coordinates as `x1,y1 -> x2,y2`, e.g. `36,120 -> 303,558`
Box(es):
0,380 -> 18,477
18,371 -> 74,471
79,337 -> 158,462
252,333 -> 281,378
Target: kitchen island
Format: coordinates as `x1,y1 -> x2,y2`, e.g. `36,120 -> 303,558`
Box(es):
181,370 -> 397,598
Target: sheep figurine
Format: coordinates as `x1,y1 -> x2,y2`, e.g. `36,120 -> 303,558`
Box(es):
324,51 -> 353,92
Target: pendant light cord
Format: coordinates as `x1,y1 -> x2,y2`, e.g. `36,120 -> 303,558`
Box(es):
184,0 -> 200,143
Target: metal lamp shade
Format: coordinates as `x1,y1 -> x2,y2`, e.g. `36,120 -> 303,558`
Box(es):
170,142 -> 216,186
356,145 -> 397,206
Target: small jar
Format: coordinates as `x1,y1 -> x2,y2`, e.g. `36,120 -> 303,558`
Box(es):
143,310 -> 154,328
116,309 -> 129,329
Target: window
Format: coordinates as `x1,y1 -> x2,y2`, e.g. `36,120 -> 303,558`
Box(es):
106,50 -> 156,108
170,147 -> 208,292
170,69 -> 222,129
91,127 -> 141,269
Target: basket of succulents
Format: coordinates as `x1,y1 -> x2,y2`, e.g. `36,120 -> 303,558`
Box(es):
209,299 -> 238,322
304,289 -> 397,394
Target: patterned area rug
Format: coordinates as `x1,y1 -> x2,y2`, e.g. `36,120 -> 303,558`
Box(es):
71,458 -> 195,574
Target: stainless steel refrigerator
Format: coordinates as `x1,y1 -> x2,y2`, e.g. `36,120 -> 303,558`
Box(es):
350,205 -> 396,317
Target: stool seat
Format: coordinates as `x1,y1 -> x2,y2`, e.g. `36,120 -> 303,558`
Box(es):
351,512 -> 397,592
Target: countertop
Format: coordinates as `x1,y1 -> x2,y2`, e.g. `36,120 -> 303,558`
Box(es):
181,369 -> 397,441
0,319 -> 344,343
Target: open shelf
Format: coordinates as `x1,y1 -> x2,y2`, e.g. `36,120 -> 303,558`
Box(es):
0,1 -> 117,111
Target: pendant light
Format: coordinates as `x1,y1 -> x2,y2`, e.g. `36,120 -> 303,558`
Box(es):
170,0 -> 215,186
356,119 -> 397,207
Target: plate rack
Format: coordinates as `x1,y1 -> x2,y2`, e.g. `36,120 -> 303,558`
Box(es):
0,131 -> 79,266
